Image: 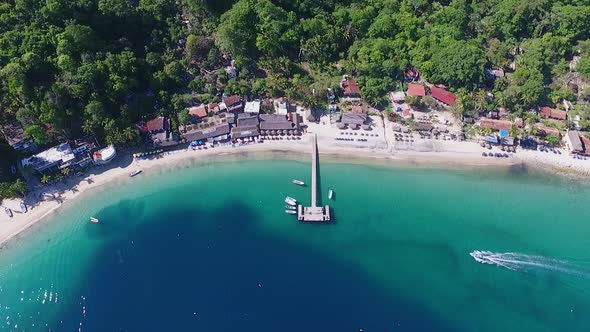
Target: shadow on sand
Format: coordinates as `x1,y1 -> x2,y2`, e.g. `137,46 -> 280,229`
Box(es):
48,201 -> 452,332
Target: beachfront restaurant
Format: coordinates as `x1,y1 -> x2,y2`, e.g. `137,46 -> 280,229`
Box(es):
184,123 -> 231,145
340,113 -> 367,130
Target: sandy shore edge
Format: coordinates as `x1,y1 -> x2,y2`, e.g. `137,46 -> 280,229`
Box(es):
0,136 -> 587,248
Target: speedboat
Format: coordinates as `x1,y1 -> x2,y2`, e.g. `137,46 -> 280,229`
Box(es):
129,169 -> 143,177
4,207 -> 13,218
285,210 -> 297,215
292,179 -> 305,186
285,196 -> 297,206
90,217 -> 99,223
285,205 -> 296,210
328,189 -> 333,200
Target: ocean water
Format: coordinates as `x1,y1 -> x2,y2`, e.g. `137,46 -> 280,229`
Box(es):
0,158 -> 590,332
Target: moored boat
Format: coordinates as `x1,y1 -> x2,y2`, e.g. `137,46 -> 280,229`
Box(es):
328,189 -> 333,200
285,196 -> 297,206
129,169 -> 143,177
285,205 -> 296,210
4,207 -> 13,218
90,217 -> 99,223
292,179 -> 305,186
285,210 -> 297,215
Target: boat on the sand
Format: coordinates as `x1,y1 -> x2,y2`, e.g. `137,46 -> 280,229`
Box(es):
129,169 -> 143,177
4,207 -> 13,218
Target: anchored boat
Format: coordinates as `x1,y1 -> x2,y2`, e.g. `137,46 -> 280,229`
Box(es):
292,179 -> 305,186
285,210 -> 297,215
285,205 -> 296,210
90,217 -> 99,223
285,196 -> 297,206
328,189 -> 333,200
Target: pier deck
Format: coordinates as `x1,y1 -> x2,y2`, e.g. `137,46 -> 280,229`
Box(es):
298,134 -> 330,222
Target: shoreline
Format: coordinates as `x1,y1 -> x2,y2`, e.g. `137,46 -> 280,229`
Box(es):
1,135 -> 588,248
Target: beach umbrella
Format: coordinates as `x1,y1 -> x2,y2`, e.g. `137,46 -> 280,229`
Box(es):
288,130 -> 293,135
271,130 -> 276,135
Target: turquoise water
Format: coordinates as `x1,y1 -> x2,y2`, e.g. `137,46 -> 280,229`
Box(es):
0,158 -> 589,331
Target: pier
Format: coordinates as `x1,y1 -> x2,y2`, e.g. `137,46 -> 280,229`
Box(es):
298,135 -> 330,222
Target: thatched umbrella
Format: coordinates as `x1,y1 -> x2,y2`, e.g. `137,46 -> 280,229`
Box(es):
271,130 -> 277,135
261,130 -> 266,135
288,130 -> 293,135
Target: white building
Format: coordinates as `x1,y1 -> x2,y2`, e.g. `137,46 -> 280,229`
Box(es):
244,100 -> 261,114
92,145 -> 117,165
21,143 -> 76,172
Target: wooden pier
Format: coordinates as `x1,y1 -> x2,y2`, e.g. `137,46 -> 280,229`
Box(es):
298,134 -> 330,222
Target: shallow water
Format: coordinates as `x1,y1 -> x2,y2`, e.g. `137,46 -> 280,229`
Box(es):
0,159 -> 589,331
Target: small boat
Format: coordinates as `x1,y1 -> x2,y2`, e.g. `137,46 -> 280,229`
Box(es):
285,210 -> 297,215
20,201 -> 27,213
4,207 -> 13,218
285,196 -> 297,206
129,169 -> 143,177
292,179 -> 305,186
90,217 -> 99,223
328,189 -> 333,200
285,205 -> 296,210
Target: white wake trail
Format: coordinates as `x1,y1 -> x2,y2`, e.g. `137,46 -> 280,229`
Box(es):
470,251 -> 590,279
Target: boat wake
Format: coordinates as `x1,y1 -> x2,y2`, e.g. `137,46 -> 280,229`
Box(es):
470,250 -> 590,279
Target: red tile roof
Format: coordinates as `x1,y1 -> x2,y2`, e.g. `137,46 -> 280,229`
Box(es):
540,106 -> 566,120
341,79 -> 361,95
479,118 -> 512,131
407,84 -> 426,97
189,105 -> 208,118
430,86 -> 457,105
146,117 -> 166,132
223,95 -> 241,106
535,124 -> 560,136
402,109 -> 411,118
208,103 -> 220,113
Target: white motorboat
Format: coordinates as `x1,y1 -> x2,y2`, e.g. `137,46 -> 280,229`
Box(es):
285,196 -> 297,206
328,189 -> 333,200
292,179 -> 305,186
90,217 -> 99,223
285,210 -> 297,215
129,169 -> 143,177
285,205 -> 296,210
4,207 -> 13,218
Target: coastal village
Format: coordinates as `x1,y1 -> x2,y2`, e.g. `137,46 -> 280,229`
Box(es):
2,61 -> 590,227
2,49 -> 590,228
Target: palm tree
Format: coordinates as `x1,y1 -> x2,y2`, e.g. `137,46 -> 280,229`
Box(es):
61,167 -> 70,177
41,174 -> 51,185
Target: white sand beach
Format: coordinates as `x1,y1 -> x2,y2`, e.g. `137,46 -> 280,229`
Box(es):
2,126 -> 590,247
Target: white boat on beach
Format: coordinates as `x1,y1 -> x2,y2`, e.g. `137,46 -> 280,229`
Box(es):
285,210 -> 297,215
328,189 -> 333,200
285,196 -> 297,206
129,169 -> 143,177
292,179 -> 305,186
4,207 -> 12,218
20,201 -> 27,213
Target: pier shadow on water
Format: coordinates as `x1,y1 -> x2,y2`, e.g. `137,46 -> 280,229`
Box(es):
49,201 -> 452,332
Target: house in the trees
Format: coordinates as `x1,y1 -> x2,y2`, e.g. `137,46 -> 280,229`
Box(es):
188,104 -> 208,122
406,84 -> 426,97
146,117 -> 180,148
340,77 -> 361,102
221,95 -> 243,113
274,97 -> 289,115
539,106 -> 567,121
430,86 -> 457,106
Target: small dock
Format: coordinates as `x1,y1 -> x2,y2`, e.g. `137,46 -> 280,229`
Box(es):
298,135 -> 330,222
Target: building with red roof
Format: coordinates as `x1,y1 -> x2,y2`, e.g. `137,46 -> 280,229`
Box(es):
539,106 -> 566,121
188,105 -> 208,119
407,84 -> 426,97
430,86 -> 456,105
340,78 -> 361,101
479,118 -> 512,131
